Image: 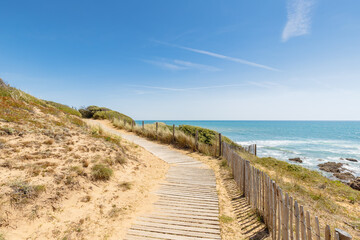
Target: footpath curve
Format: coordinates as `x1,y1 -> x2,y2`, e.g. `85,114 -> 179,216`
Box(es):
88,120 -> 222,240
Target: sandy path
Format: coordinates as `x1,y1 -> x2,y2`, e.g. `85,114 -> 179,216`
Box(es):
87,120 -> 221,240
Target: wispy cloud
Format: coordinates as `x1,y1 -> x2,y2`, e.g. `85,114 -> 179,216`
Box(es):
143,60 -> 186,70
143,59 -> 221,71
153,40 -> 280,72
130,84 -> 247,92
282,0 -> 316,42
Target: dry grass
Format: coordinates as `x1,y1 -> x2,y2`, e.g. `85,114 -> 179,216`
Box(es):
91,164 -> 113,181
112,119 -> 219,156
0,82 -> 170,239
236,150 -> 360,237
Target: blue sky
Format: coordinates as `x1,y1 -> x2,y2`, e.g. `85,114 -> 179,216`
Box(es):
0,0 -> 360,120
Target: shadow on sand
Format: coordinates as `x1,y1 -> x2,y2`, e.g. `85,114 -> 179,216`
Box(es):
222,175 -> 270,240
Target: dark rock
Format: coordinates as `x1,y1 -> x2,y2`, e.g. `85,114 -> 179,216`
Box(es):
349,177 -> 360,191
318,162 -> 343,173
345,158 -> 358,162
333,172 -> 355,181
289,157 -> 303,163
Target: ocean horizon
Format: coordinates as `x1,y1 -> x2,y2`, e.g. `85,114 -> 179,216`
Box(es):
135,120 -> 360,178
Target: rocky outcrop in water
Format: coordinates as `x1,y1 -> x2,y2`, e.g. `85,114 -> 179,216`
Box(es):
345,158 -> 358,162
318,162 -> 343,173
333,172 -> 355,181
289,157 -> 303,163
340,157 -> 358,162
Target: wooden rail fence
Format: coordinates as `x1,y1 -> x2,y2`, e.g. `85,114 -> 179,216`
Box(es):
221,141 -> 352,240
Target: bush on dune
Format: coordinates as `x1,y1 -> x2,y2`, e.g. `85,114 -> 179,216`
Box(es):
79,105 -> 133,124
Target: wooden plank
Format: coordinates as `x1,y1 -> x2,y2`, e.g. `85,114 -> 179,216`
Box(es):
147,211 -> 219,221
278,187 -> 282,240
141,214 -> 220,226
154,205 -> 219,214
314,217 -> 320,240
300,205 -> 306,240
335,228 -> 353,240
129,224 -> 221,239
195,129 -> 198,151
173,124 -> 175,141
335,232 -> 340,240
290,197 -> 294,240
132,221 -> 221,235
219,133 -> 222,156
155,201 -> 219,210
273,181 -> 277,240
285,193 -> 289,240
137,216 -> 221,230
295,201 -> 300,240
306,211 -> 312,240
126,229 -> 220,240
325,225 -> 331,240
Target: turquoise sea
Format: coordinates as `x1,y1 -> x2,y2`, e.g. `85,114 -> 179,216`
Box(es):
136,121 -> 360,177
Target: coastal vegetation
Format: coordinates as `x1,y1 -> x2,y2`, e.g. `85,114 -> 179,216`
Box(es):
0,80 -> 168,239
237,150 -> 360,236
81,104 -> 360,236
79,105 -> 133,124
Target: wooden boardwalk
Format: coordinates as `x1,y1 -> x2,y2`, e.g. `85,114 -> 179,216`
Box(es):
121,135 -> 221,240
92,122 -> 221,240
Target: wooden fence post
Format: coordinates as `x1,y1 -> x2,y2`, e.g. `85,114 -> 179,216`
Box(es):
156,122 -> 158,134
142,121 -> 144,130
335,229 -> 352,240
220,134 -> 351,240
131,121 -> 134,130
306,211 -> 312,240
295,201 -> 300,240
325,225 -> 331,240
314,217 -> 320,240
290,197 -> 294,240
219,133 -> 222,157
195,130 -> 198,151
255,144 -> 257,156
172,124 -> 175,142
300,206 -> 306,240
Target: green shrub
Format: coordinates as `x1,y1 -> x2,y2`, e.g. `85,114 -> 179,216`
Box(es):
91,164 -> 113,181
79,105 -> 111,118
79,105 -> 133,124
93,110 -> 133,124
179,125 -> 217,145
9,181 -> 46,204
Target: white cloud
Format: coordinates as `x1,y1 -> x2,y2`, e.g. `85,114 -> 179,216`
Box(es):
282,0 -> 316,42
143,59 -> 221,71
143,60 -> 186,70
130,84 -> 247,92
153,40 -> 279,72
173,60 -> 221,71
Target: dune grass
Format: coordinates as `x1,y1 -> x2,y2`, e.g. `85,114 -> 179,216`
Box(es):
112,119 -> 222,156
44,100 -> 81,117
236,149 -> 360,234
0,80 -> 84,127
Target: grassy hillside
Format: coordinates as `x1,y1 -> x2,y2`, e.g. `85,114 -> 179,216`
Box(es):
108,115 -> 360,235
236,150 -> 360,236
0,80 -> 167,239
